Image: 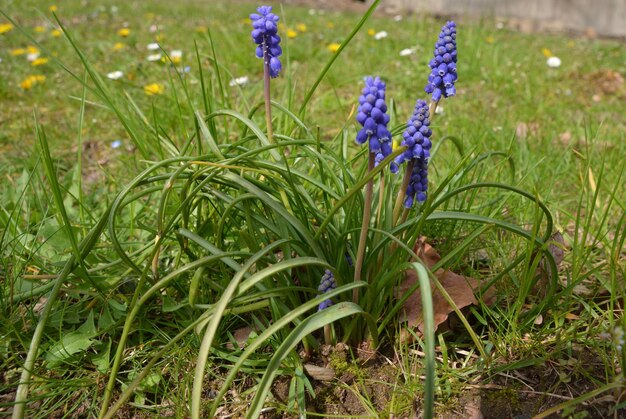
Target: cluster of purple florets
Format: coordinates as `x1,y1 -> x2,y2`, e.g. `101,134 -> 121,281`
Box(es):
250,6 -> 282,78
356,77 -> 392,166
317,270 -> 336,311
424,21 -> 457,102
393,100 -> 432,207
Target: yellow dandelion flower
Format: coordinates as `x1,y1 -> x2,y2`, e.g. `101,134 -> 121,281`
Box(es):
327,43 -> 341,53
49,5 -> 58,12
117,28 -> 130,37
20,75 -> 46,90
0,23 -> 14,34
296,23 -> 307,32
326,22 -> 335,29
26,45 -> 39,54
287,29 -> 297,39
542,48 -> 553,57
195,26 -> 208,33
51,29 -> 62,37
144,83 -> 164,95
112,42 -> 125,51
34,26 -> 45,33
31,57 -> 49,66
486,35 -> 495,44
10,48 -> 26,56
367,28 -> 376,36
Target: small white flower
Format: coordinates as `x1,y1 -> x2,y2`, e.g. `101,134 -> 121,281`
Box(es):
111,140 -> 122,149
170,50 -> 182,59
107,70 -> 124,80
374,31 -> 388,40
27,52 -> 40,62
147,42 -> 160,50
399,48 -> 414,57
546,56 -> 562,68
147,53 -> 162,62
149,24 -> 158,33
496,21 -> 504,30
393,15 -> 403,22
229,76 -> 249,87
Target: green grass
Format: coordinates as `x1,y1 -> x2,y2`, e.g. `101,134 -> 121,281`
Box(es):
1,0 -> 625,418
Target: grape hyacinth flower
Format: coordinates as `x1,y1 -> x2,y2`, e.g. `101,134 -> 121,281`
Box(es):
424,21 -> 457,102
318,269 -> 336,311
393,100 -> 432,207
250,6 -> 282,78
356,76 -> 392,166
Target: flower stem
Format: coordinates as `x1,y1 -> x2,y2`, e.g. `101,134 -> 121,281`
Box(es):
353,152 -> 375,303
392,159 -> 414,225
262,42 -> 274,145
324,324 -> 332,345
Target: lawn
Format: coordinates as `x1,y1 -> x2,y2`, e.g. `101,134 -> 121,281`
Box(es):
1,0 -> 625,417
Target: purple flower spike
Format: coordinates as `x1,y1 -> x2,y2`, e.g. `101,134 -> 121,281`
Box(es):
356,76 -> 392,167
250,6 -> 282,78
393,100 -> 432,207
424,21 -> 457,101
318,269 -> 337,311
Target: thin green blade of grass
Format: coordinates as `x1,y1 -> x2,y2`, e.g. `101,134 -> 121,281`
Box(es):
298,0 -> 381,116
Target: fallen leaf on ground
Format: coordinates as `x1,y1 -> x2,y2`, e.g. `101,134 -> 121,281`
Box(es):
533,231 -> 566,297
398,238 -> 496,343
304,363 -> 335,381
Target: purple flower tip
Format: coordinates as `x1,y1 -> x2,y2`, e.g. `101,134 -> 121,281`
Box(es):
424,21 -> 457,101
250,5 -> 282,78
318,269 -> 337,311
394,99 -> 432,207
355,76 -> 393,167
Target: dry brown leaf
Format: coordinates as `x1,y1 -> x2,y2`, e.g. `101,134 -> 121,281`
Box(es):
533,231 -> 566,297
225,326 -> 255,349
303,364 -> 335,381
398,238 -> 495,343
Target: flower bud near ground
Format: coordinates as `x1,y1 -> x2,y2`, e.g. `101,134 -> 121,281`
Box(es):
318,270 -> 336,311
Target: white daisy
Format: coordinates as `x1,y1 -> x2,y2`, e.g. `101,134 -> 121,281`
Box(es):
147,42 -> 160,50
106,70 -> 124,80
374,31 -> 388,40
147,53 -> 162,62
27,52 -> 40,62
229,76 -> 249,87
399,48 -> 414,57
546,56 -> 562,68
170,50 -> 182,59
